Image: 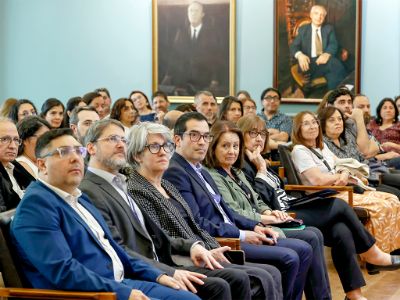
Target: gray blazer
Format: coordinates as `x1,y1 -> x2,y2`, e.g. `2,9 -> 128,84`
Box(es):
80,170 -> 196,276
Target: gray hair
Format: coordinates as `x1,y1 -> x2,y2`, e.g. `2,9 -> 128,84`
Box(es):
84,118 -> 124,146
194,90 -> 214,105
0,116 -> 14,125
127,122 -> 172,167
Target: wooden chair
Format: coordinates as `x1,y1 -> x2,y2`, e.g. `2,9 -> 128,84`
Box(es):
277,145 -> 370,224
0,209 -> 116,300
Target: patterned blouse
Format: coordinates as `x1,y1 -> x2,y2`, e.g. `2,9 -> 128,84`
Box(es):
323,130 -> 367,163
368,119 -> 400,153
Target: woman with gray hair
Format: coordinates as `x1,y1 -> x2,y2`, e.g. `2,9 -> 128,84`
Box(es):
124,122 -> 284,300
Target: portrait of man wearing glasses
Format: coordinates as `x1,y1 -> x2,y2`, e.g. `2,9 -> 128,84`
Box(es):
0,117 -> 35,212
258,87 -> 293,143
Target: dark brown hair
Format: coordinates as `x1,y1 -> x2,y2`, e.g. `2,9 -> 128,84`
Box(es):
110,98 -> 137,124
317,106 -> 347,144
218,96 -> 243,121
204,121 -> 244,169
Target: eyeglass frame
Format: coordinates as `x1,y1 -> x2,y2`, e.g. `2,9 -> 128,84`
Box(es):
247,130 -> 269,139
144,142 -> 175,154
39,145 -> 88,159
96,134 -> 128,145
0,136 -> 23,146
180,131 -> 214,143
263,95 -> 280,102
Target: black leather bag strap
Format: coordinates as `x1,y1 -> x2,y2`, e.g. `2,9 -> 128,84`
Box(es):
309,148 -> 333,172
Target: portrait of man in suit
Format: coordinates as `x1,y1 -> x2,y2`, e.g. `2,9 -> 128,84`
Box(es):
155,0 -> 231,97
274,0 -> 360,101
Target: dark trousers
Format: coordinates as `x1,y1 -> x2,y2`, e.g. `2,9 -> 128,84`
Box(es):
241,238 -> 313,300
292,197 -> 375,293
284,227 -> 331,300
308,56 -> 346,89
123,278 -> 200,300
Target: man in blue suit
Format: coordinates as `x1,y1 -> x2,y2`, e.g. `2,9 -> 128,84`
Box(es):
290,5 -> 346,90
163,112 -> 316,300
11,128 -> 200,300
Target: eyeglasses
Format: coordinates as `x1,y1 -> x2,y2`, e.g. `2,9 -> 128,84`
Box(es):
96,135 -> 128,145
145,142 -> 175,154
301,119 -> 320,128
0,136 -> 22,146
263,95 -> 280,102
18,110 -> 37,117
182,131 -> 213,143
40,146 -> 87,159
248,130 -> 268,139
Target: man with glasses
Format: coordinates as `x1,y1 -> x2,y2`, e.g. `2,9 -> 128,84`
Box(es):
258,88 -> 292,143
69,106 -> 100,144
11,127 -> 199,300
164,112 -> 313,300
81,119 -> 265,300
0,117 -> 34,211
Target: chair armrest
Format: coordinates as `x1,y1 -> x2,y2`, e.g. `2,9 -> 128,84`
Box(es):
269,161 -> 281,167
284,185 -> 354,207
278,167 -> 285,180
0,288 -> 116,299
215,237 -> 241,250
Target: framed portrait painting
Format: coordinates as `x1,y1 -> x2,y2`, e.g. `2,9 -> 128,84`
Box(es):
152,0 -> 236,103
274,0 -> 362,103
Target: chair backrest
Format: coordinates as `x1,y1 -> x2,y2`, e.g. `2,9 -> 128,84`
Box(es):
278,144 -> 304,186
0,209 -> 30,288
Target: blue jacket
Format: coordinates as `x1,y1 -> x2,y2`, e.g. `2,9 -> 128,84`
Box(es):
11,181 -> 163,300
163,153 -> 258,238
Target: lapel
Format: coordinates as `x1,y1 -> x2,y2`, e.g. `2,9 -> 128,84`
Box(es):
225,173 -> 250,201
84,171 -> 151,241
173,153 -> 222,213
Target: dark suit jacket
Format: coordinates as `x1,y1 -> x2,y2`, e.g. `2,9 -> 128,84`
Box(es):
168,21 -> 224,91
163,153 -> 258,238
80,170 -> 196,276
290,23 -> 339,59
11,181 -> 163,300
0,161 -> 35,212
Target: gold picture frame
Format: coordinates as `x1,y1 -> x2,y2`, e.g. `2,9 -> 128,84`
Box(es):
152,0 -> 236,103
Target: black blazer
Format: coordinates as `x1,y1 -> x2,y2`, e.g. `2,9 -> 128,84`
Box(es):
80,170 -> 196,276
0,161 -> 35,211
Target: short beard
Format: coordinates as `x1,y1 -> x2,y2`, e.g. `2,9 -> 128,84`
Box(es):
363,112 -> 371,125
102,157 -> 127,171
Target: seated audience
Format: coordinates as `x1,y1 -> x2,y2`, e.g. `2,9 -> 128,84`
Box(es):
40,98 -> 65,129
0,98 -> 18,117
0,118 -> 35,211
8,99 -> 38,123
193,91 -> 218,126
238,114 -> 400,299
69,106 -> 100,144
110,98 -> 139,137
124,122 -> 284,300
367,98 -> 400,154
163,110 -> 184,131
218,96 -> 243,124
16,116 -> 51,178
318,107 -> 400,195
95,87 -> 112,118
83,91 -> 106,119
152,90 -> 170,123
315,91 -> 333,115
63,96 -> 85,128
80,119 -> 269,300
258,88 -> 292,143
10,128 -> 200,300
204,120 -> 331,300
129,90 -> 157,122
291,111 -> 400,253
163,112 -> 314,300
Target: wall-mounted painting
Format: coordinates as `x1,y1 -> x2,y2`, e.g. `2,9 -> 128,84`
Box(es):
153,0 -> 235,103
274,0 -> 362,103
